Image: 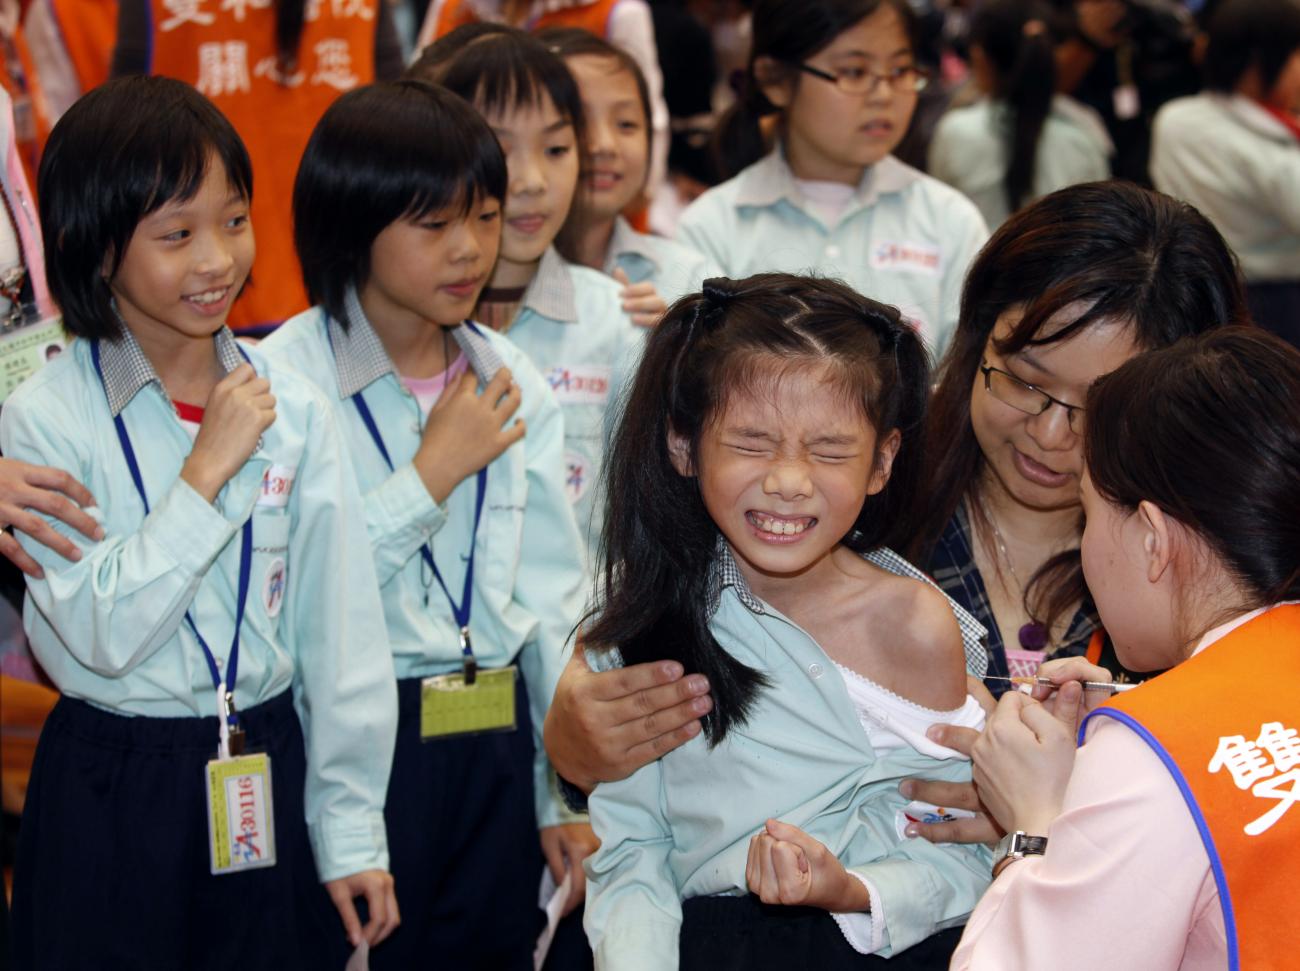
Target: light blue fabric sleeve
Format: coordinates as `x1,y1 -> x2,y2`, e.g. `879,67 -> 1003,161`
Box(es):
584,758 -> 683,971
284,383 -> 399,881
675,187 -> 737,277
363,461 -> 448,586
0,394 -> 247,677
935,204 -> 989,356
847,817 -> 993,956
505,355 -> 590,829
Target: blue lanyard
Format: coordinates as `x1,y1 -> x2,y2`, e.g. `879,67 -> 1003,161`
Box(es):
91,339 -> 255,734
350,391 -> 486,684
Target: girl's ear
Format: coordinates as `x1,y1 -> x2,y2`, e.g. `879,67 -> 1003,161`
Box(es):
865,428 -> 901,496
754,56 -> 794,109
1137,500 -> 1174,584
667,429 -> 695,477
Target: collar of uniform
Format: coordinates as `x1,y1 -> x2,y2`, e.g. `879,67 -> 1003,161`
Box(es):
331,286 -> 507,397
98,322 -> 246,417
708,535 -> 989,675
521,246 -> 578,324
733,149 -> 920,213
604,216 -> 659,276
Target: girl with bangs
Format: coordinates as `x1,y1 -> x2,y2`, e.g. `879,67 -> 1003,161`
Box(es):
2,76 -> 398,970
582,273 -> 992,970
408,24 -> 644,567
261,80 -> 590,969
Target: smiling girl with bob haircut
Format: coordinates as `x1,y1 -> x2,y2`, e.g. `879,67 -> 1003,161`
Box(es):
262,79 -> 590,969
2,76 -> 398,969
408,25 -> 644,564
582,273 -> 991,970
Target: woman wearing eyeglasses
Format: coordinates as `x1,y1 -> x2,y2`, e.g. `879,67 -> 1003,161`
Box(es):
908,180 -> 1250,709
674,0 -> 990,358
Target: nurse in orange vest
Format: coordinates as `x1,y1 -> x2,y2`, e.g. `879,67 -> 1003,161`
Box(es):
112,0 -> 403,334
950,326 -> 1300,971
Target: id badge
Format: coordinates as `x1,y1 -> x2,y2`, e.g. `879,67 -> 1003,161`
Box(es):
205,753 -> 277,875
421,665 -> 517,740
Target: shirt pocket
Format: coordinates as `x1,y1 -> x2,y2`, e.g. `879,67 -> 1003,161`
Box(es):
249,509 -> 291,629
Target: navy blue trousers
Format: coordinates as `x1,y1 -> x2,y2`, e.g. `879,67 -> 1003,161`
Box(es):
9,690 -> 346,971
368,673 -> 548,971
680,895 -> 965,971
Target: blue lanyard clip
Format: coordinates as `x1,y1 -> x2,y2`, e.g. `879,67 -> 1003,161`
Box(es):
222,690 -> 245,756
460,626 -> 477,686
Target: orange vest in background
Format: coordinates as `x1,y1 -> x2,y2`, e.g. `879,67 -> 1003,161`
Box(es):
0,27 -> 53,193
49,0 -> 117,93
148,0 -> 376,333
1081,604 -> 1300,971
433,0 -> 620,40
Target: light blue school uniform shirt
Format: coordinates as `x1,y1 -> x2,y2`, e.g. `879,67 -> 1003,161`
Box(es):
583,544 -> 992,971
604,215 -> 722,304
676,150 -> 989,356
0,327 -> 397,882
262,294 -> 589,828
928,95 -> 1113,230
502,246 -> 646,565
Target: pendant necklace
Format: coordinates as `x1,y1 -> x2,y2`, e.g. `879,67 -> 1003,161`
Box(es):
978,498 -> 1049,650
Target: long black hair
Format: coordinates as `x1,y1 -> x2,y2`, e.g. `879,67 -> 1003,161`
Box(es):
1085,328 -> 1300,608
713,0 -> 917,179
969,0 -> 1058,212
914,181 -> 1249,634
585,273 -> 930,744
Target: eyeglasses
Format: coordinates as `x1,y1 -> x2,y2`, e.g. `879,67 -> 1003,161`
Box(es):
980,360 -> 1084,433
795,62 -> 930,96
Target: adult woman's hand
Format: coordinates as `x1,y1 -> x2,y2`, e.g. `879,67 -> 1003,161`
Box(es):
543,648 -> 712,793
971,692 -> 1078,835
0,458 -> 102,578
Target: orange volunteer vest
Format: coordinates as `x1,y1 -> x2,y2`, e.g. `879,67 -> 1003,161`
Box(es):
433,0 -> 620,39
147,0 -> 377,333
48,0 -> 118,94
1080,604 -> 1300,971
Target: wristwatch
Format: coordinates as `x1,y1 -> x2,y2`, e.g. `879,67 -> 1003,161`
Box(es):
992,830 -> 1048,877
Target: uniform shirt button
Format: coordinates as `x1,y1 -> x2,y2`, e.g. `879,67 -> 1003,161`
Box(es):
809,662 -> 824,679
824,244 -> 841,260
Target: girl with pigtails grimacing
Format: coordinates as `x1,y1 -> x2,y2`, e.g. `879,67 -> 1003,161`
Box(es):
581,274 -> 991,971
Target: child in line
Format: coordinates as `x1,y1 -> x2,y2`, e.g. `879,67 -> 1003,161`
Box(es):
261,80 -> 591,969
582,273 -> 990,970
678,0 -> 989,355
409,25 -> 645,564
1,76 -> 398,969
542,27 -> 721,312
928,0 -> 1112,229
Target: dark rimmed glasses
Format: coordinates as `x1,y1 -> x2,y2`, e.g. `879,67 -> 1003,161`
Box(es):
980,360 -> 1085,433
795,62 -> 930,96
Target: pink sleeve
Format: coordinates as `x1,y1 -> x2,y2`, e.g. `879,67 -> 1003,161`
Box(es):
950,718 -> 1224,971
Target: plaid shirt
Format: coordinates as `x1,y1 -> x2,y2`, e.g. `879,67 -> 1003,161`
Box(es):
926,500 -> 1099,692
711,539 -> 989,679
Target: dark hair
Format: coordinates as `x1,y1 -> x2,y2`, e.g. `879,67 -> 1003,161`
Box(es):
538,27 -> 653,263
276,0 -> 308,70
914,181 -> 1249,633
1203,0 -> 1300,94
38,76 -> 253,340
293,80 -> 506,326
713,0 -> 917,179
1086,327 -> 1300,608
407,23 -> 587,153
586,273 -> 930,744
969,0 -> 1058,211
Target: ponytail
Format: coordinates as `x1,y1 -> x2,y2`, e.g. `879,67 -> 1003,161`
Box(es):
971,0 -> 1058,211
711,84 -> 776,181
275,0 -> 308,70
